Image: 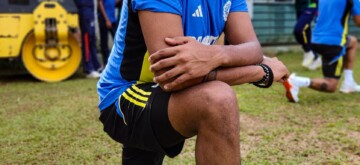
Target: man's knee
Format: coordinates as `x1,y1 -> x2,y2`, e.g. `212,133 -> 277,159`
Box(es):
322,78 -> 338,92
197,81 -> 239,122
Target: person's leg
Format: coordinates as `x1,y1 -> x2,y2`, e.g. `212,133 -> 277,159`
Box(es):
344,36 -> 357,70
293,8 -> 318,67
88,21 -> 102,71
98,17 -> 110,66
99,92 -> 167,165
309,43 -> 343,92
167,81 -> 240,164
303,10 -> 318,60
284,44 -> 343,102
100,81 -> 240,164
309,78 -> 339,92
79,14 -> 95,74
293,12 -> 312,53
340,36 -> 360,92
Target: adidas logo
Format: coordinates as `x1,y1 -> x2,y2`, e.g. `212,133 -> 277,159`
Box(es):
192,5 -> 203,17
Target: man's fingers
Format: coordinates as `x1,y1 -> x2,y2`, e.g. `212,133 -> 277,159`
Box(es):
150,56 -> 178,72
164,37 -> 192,46
154,67 -> 184,84
149,47 -> 178,64
163,73 -> 189,91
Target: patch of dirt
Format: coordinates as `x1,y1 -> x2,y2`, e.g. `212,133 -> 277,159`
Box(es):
348,131 -> 360,145
240,114 -> 273,157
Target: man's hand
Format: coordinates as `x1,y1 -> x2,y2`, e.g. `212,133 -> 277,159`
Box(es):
106,20 -> 112,29
149,37 -> 223,90
261,56 -> 289,83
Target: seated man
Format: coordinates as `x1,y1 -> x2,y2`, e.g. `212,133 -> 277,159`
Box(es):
97,0 -> 289,164
285,0 -> 360,103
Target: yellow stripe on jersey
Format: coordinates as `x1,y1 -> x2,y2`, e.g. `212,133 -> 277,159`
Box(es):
139,51 -> 155,83
341,13 -> 350,46
122,92 -> 146,108
131,85 -> 151,96
335,57 -> 343,77
302,24 -> 310,44
126,88 -> 149,102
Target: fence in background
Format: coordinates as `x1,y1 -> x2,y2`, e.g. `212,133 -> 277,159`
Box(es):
253,2 -> 360,46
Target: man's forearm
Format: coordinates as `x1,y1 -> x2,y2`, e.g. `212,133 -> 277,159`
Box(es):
161,65 -> 264,92
217,65 -> 265,85
218,41 -> 263,68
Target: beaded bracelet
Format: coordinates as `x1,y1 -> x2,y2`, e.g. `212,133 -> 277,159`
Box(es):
252,64 -> 273,88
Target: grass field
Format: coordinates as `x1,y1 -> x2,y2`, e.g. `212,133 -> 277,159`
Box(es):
0,51 -> 359,164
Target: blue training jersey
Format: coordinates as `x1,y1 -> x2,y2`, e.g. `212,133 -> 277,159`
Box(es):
97,0 -> 248,115
312,0 -> 360,46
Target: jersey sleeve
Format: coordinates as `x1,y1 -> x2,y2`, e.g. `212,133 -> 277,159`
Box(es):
132,0 -> 182,15
352,0 -> 360,16
230,0 -> 248,12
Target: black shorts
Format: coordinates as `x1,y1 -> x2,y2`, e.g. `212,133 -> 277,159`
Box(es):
99,83 -> 185,158
311,43 -> 346,79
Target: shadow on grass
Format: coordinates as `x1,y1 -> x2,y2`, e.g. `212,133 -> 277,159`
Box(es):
0,73 -> 36,84
0,72 -> 86,85
0,58 -> 86,84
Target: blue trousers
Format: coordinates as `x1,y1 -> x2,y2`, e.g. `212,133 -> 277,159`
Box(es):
78,11 -> 101,73
294,8 -> 317,56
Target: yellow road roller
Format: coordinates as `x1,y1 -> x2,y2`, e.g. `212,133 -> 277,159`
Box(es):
0,0 -> 81,82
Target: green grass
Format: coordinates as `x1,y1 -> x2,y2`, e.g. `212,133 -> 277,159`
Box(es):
0,52 -> 360,164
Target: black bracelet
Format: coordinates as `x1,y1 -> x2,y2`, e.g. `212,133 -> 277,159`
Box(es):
203,69 -> 218,82
251,64 -> 273,88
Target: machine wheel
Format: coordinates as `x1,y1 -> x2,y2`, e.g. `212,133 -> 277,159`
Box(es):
22,33 -> 81,82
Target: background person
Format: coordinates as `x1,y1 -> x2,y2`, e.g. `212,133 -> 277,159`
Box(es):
97,0 -> 117,66
285,0 -> 360,103
294,0 -> 320,70
74,0 -> 102,78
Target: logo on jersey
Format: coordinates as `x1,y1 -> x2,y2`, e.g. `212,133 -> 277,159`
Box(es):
192,36 -> 219,45
223,1 -> 232,21
192,5 -> 203,18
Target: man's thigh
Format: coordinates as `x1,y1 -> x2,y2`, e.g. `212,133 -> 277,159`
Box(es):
312,43 -> 344,79
99,83 -> 185,157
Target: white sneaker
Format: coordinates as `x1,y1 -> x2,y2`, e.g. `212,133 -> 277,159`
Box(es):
306,57 -> 322,70
302,51 -> 315,67
86,71 -> 101,79
283,73 -> 300,103
340,81 -> 360,93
